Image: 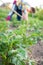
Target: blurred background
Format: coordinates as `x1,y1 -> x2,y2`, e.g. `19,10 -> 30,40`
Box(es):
0,0 -> 43,8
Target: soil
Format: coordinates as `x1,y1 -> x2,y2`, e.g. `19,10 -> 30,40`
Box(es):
29,40 -> 43,65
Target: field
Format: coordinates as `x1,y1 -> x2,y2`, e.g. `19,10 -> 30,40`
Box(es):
0,7 -> 43,65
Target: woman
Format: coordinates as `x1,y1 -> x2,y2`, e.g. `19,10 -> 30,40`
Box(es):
6,0 -> 23,21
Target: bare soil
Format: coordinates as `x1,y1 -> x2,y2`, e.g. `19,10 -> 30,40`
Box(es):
29,40 -> 43,65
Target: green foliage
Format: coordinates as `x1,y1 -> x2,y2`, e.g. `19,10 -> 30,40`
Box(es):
8,47 -> 27,65
0,21 -> 10,32
0,31 -> 29,65
29,9 -> 43,20
0,8 -> 9,21
37,9 -> 43,20
28,13 -> 32,17
0,29 -> 36,65
0,8 -> 43,65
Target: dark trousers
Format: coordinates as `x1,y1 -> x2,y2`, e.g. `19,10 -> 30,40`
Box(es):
10,5 -> 22,21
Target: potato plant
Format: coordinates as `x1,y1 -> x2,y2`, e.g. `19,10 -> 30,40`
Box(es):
0,30 -> 36,65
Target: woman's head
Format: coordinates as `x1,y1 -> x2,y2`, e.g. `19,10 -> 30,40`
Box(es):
31,7 -> 35,13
